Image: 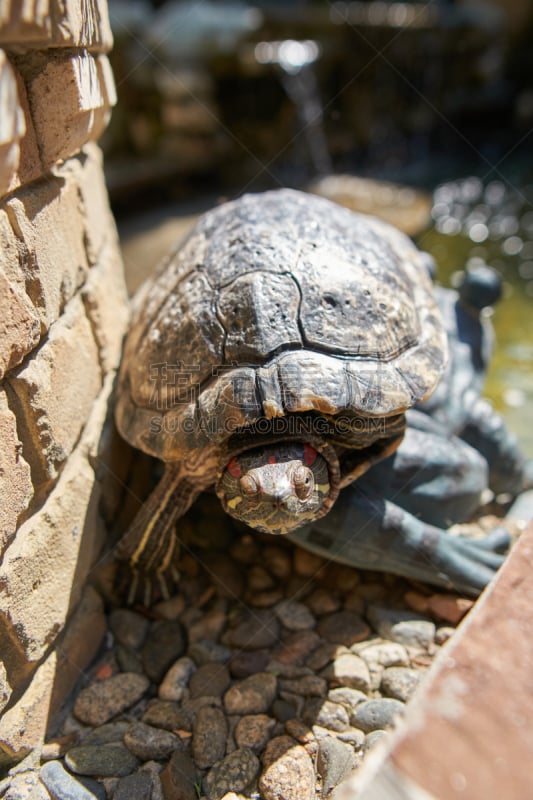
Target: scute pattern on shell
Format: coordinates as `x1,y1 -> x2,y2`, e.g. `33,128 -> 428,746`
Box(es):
116,189 -> 447,461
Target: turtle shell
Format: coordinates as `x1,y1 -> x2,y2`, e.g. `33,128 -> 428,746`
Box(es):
115,189 -> 447,461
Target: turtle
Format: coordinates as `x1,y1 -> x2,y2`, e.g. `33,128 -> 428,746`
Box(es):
114,188 -> 526,603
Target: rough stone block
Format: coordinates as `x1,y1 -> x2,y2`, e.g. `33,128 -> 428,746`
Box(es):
0,374 -> 114,671
92,54 -> 116,139
81,241 -> 129,374
49,585 -> 106,720
0,661 -> 12,715
0,210 -> 41,377
0,390 -> 33,556
6,294 -> 102,494
5,169 -> 89,332
7,64 -> 42,191
0,1 -> 51,47
25,51 -> 106,168
0,50 -> 24,195
72,143 -> 120,266
0,0 -> 113,52
0,650 -> 57,768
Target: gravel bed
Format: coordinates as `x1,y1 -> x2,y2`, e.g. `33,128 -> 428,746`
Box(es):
13,503 -> 485,800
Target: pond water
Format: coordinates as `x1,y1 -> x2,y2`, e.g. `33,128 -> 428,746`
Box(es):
418,177 -> 533,457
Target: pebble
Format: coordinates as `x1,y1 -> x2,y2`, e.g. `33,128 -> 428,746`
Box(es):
113,772 -> 153,800
351,698 -> 406,733
65,745 -> 139,777
124,721 -> 183,761
141,620 -> 188,682
259,736 -> 315,800
327,687 -> 367,713
189,662 -> 231,698
435,626 -> 456,645
192,705 -> 228,768
234,714 -> 276,752
229,649 -> 270,679
364,730 -> 389,751
73,673 -> 149,726
189,639 -> 232,665
115,644 -> 144,674
273,599 -> 316,631
305,587 -> 342,616
317,736 -> 358,794
337,728 -> 366,749
247,565 -> 276,591
357,641 -> 410,668
381,667 -> 421,702
109,609 -> 149,650
317,611 -> 371,646
142,699 -> 192,732
278,675 -> 327,697
224,673 -> 277,715
272,630 -> 321,665
6,770 -> 51,800
159,656 -> 196,701
204,748 -> 260,800
366,607 -> 435,651
322,653 -> 371,692
40,760 -> 105,800
160,750 -> 198,800
293,548 -> 326,578
225,609 -> 280,650
303,699 -> 350,732
82,722 -> 130,746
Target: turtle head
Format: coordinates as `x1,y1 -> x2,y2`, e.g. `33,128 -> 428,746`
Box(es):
216,441 -> 340,534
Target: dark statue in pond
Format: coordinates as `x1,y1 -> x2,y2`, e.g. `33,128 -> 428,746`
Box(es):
114,189 -> 527,603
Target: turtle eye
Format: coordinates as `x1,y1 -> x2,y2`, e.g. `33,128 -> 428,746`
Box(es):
293,465 -> 314,500
240,474 -> 259,496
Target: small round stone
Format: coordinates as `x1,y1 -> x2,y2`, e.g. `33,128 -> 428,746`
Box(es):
73,673 -> 149,726
381,667 -> 421,702
262,546 -> 292,579
273,599 -> 316,631
65,745 -> 139,777
367,607 -> 435,651
142,699 -> 192,732
259,736 -> 315,800
192,705 -> 228,769
124,721 -> 183,761
229,650 -> 270,679
189,639 -> 232,665
317,735 -> 358,794
272,630 -> 321,665
317,611 -> 370,646
109,609 -> 149,650
322,653 -> 371,692
224,673 -> 277,715
327,687 -> 368,712
141,620 -> 188,682
189,662 -> 231,699
204,748 -> 260,800
226,609 -> 280,650
303,699 -> 350,732
305,587 -> 342,616
235,714 -> 276,752
160,750 -> 198,800
82,721 -> 130,746
364,730 -> 389,751
40,760 -> 105,800
351,698 -> 406,733
114,772 -> 153,800
159,656 -> 196,702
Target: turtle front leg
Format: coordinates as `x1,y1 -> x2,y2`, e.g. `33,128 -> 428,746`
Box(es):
116,463 -> 204,605
289,485 -> 511,596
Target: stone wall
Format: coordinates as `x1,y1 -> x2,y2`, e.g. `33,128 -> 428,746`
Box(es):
0,1 -> 129,768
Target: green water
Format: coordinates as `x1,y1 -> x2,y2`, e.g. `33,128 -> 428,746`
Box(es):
416,177 -> 533,457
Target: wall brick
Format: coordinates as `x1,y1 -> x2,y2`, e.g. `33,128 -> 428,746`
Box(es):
0,651 -> 57,768
49,585 -> 106,720
0,390 -> 33,556
0,209 -> 41,378
0,49 -> 24,195
8,63 -> 42,191
25,51 -> 107,169
0,374 -> 114,674
0,1 -> 51,47
0,0 -> 113,52
6,294 -> 102,495
5,168 -> 89,332
81,241 -> 129,374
